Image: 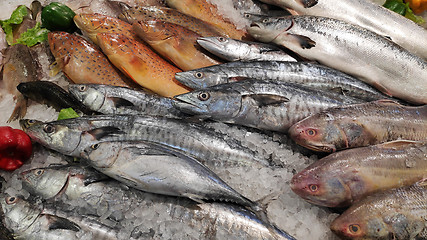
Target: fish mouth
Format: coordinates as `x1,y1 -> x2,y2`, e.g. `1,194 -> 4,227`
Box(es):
300,143 -> 336,153
172,95 -> 207,114
196,37 -> 222,50
174,72 -> 193,86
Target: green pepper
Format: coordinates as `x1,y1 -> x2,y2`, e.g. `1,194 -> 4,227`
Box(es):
41,2 -> 76,32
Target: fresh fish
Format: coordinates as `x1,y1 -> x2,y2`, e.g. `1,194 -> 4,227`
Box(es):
173,79 -> 362,132
68,84 -> 185,117
248,15 -> 427,104
2,44 -> 39,122
48,32 -> 131,87
17,81 -> 93,115
289,100 -> 427,152
174,61 -> 387,101
20,115 -> 272,168
197,36 -> 297,62
95,33 -> 190,97
257,0 -> 427,59
330,179 -> 427,240
133,20 -> 223,71
291,140 -> 427,208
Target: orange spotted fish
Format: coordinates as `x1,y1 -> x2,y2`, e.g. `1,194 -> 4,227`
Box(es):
48,32 -> 129,87
96,33 -> 190,97
133,20 -> 222,71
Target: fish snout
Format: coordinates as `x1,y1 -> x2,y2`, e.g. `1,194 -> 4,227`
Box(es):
288,123 -> 305,142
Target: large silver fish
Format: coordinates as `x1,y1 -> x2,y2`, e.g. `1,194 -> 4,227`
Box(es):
173,79 -> 363,132
175,61 -> 387,101
248,15 -> 427,104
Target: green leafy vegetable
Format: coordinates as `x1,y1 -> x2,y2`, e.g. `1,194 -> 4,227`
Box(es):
0,5 -> 30,45
57,108 -> 80,120
15,22 -> 49,47
383,0 -> 425,24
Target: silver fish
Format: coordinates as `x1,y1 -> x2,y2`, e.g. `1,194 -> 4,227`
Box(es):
175,61 -> 387,101
248,15 -> 427,104
197,37 -> 297,62
173,79 -> 363,132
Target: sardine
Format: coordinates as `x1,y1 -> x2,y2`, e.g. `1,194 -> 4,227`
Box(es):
248,15 -> 427,104
95,33 -> 190,97
174,79 -> 363,132
133,20 -> 223,71
330,179 -> 427,240
68,84 -> 185,117
289,100 -> 427,152
291,140 -> 427,208
197,36 -> 297,62
257,0 -> 427,59
174,61 -> 386,101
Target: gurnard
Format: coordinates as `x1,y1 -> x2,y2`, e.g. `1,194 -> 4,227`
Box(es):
174,61 -> 387,102
173,79 -> 362,132
291,140 -> 427,208
289,100 -> 427,152
248,15 -> 427,104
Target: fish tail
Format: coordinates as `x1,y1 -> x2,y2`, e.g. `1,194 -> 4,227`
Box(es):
7,95 -> 27,122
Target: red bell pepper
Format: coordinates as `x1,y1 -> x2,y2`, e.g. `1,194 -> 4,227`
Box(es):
0,126 -> 32,171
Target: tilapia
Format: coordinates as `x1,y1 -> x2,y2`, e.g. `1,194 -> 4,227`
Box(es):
197,36 -> 297,62
48,32 -> 131,87
248,15 -> 427,104
291,140 -> 427,208
330,179 -> 427,240
174,79 -> 363,132
133,20 -> 223,71
68,84 -> 185,117
289,100 -> 427,152
2,44 -> 39,122
174,61 -> 387,101
95,33 -> 190,97
256,0 -> 427,59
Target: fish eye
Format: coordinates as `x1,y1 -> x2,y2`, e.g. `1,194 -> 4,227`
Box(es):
198,92 -> 210,101
79,85 -> 87,92
262,18 -> 269,23
305,129 -> 317,136
6,196 -> 17,205
91,143 -> 100,150
34,169 -> 44,176
218,37 -> 226,42
244,13 -> 250,18
308,184 -> 318,192
194,72 -> 204,79
43,124 -> 55,134
349,224 -> 361,234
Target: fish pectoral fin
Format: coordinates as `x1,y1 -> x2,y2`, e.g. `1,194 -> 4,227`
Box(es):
85,126 -> 124,140
183,193 -> 205,204
377,140 -> 422,150
44,214 -> 81,232
82,171 -> 111,186
125,146 -> 172,156
7,95 -> 27,122
375,99 -> 400,106
245,94 -> 289,107
298,0 -> 318,8
109,97 -> 135,108
289,34 -> 316,49
371,82 -> 393,97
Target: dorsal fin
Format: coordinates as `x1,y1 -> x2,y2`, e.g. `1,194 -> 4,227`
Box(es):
377,140 -> 422,149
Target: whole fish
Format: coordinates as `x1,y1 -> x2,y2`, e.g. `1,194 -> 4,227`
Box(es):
133,20 -> 223,71
48,32 -> 130,87
174,61 -> 387,101
248,15 -> 427,104
173,79 -> 363,132
197,36 -> 297,62
289,100 -> 427,152
330,180 -> 427,240
96,33 -> 190,97
17,81 -> 93,115
291,140 -> 427,208
257,0 -> 427,59
2,44 -> 39,122
68,84 -> 185,117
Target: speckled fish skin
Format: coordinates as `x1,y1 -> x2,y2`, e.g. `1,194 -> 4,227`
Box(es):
48,32 -> 129,87
68,84 -> 185,117
248,15 -> 427,104
166,0 -> 248,40
291,140 -> 427,208
174,61 -> 387,101
95,32 -> 190,97
118,6 -> 225,37
173,79 -> 363,132
330,180 -> 427,240
133,20 -> 223,71
257,0 -> 427,59
197,36 -> 297,62
20,115 -> 271,168
289,100 -> 427,153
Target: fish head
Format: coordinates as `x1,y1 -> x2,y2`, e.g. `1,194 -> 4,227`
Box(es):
81,140 -> 122,168
69,84 -> 106,112
21,167 -> 70,199
173,89 -> 242,119
1,194 -> 41,232
196,37 -> 232,55
248,16 -> 293,43
174,69 -> 229,89
73,13 -> 111,43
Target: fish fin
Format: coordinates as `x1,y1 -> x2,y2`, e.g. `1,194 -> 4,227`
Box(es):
371,82 -> 393,97
377,140 -> 422,149
245,94 -> 289,107
182,193 -> 206,204
109,97 -> 135,108
298,0 -> 318,8
7,95 -> 27,122
85,126 -> 124,140
416,178 -> 427,187
375,99 -> 400,105
81,172 -> 111,186
44,214 -> 81,232
289,34 -> 316,49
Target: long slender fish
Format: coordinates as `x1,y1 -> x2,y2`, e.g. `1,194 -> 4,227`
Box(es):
174,61 -> 387,101
257,0 -> 427,59
330,180 -> 427,240
291,140 -> 427,208
68,84 -> 185,117
248,15 -> 427,104
197,36 -> 297,62
173,79 -> 362,132
289,100 -> 427,152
